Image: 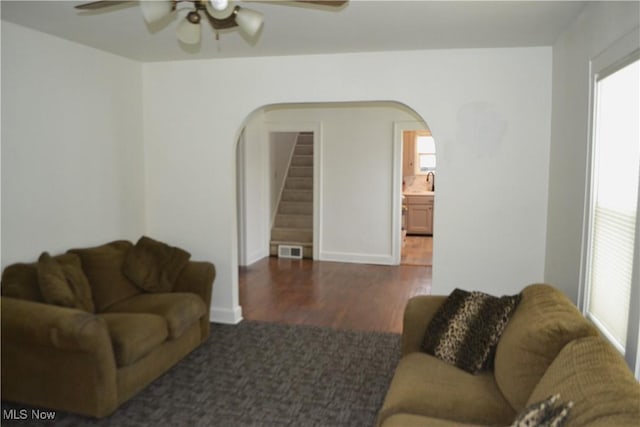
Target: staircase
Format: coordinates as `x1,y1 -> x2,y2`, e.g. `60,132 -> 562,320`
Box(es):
270,132 -> 314,259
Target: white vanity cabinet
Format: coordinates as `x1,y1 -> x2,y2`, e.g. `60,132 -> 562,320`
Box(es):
405,194 -> 434,235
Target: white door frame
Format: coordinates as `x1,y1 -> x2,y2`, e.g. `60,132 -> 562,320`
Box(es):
393,121 -> 429,265
265,121 -> 323,260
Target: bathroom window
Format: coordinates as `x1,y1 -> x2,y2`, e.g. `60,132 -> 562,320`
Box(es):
581,43 -> 639,376
416,133 -> 436,174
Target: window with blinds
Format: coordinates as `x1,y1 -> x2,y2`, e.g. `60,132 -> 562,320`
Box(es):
584,57 -> 639,355
416,134 -> 436,173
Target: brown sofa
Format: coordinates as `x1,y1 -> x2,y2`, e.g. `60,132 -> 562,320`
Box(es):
378,284 -> 640,427
1,239 -> 215,418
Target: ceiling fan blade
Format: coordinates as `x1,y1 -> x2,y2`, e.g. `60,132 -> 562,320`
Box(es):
75,1 -> 135,10
292,0 -> 347,6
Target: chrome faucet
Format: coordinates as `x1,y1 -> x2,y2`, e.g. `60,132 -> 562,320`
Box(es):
426,172 -> 435,191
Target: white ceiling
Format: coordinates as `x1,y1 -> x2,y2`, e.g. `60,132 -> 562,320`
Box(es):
1,0 -> 587,62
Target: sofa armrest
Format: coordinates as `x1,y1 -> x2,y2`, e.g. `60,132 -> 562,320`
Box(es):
1,296 -> 118,417
402,295 -> 446,356
174,261 -> 215,340
1,296 -> 111,352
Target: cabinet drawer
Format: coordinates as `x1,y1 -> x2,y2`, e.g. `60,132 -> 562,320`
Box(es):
405,195 -> 434,205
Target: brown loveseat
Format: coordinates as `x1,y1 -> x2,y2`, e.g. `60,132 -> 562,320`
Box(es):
378,284 -> 640,427
1,239 -> 215,418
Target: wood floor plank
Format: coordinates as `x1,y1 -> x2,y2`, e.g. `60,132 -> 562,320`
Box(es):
401,236 -> 433,266
239,257 -> 432,334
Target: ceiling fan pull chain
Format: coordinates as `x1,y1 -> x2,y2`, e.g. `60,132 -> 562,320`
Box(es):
216,31 -> 220,41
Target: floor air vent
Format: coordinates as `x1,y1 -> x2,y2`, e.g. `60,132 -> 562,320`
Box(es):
278,245 -> 303,259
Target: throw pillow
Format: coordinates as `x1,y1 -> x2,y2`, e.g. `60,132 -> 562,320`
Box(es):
122,236 -> 191,293
421,288 -> 520,374
58,254 -> 95,313
37,252 -> 76,308
511,394 -> 573,427
37,252 -> 95,312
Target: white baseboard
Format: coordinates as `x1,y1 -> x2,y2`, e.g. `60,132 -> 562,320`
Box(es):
319,251 -> 395,265
209,305 -> 243,324
243,248 -> 269,266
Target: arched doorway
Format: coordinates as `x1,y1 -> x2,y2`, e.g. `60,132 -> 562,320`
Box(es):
236,101 -> 431,267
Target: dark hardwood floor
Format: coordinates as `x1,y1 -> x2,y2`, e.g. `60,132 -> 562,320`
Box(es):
239,257 -> 432,334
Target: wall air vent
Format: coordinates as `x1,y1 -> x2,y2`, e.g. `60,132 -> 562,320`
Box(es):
278,245 -> 303,259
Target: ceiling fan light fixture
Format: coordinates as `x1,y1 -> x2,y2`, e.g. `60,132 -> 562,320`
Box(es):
234,7 -> 264,37
140,0 -> 173,24
205,0 -> 235,20
209,0 -> 229,12
176,11 -> 201,44
75,0 -> 347,45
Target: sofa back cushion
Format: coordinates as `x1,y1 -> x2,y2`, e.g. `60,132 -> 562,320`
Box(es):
69,240 -> 141,312
494,284 -> 598,411
526,336 -> 640,427
37,252 -> 95,312
1,253 -> 93,313
1,262 -> 44,302
122,236 -> 191,293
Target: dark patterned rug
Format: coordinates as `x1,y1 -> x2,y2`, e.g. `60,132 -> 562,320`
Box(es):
2,321 -> 401,427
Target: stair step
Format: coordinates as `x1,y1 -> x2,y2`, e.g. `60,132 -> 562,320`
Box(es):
285,177 -> 313,190
274,214 -> 312,228
279,202 -> 313,214
270,243 -> 313,259
281,189 -> 313,202
297,134 -> 313,144
288,166 -> 313,177
294,145 -> 313,156
291,155 -> 313,167
271,228 -> 313,243
270,241 -> 313,247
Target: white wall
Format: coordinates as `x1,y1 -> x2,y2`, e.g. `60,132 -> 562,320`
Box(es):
142,46 -> 552,323
545,2 -> 640,302
236,117 -> 270,266
1,22 -> 145,267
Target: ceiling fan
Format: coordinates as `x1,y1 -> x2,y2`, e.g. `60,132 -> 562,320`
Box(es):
75,0 -> 348,44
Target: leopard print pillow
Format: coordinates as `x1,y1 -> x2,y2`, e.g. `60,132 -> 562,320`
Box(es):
421,288 -> 520,374
512,394 -> 573,427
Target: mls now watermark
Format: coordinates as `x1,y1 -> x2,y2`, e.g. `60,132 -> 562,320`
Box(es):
3,408 -> 57,421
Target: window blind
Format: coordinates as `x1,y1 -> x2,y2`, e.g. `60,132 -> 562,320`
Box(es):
588,206 -> 636,348
586,59 -> 640,351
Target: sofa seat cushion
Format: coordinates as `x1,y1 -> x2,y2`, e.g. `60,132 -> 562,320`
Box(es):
99,313 -> 168,367
527,336 -> 640,427
377,352 -> 516,426
380,413 -> 487,427
104,293 -> 206,340
494,284 -> 598,411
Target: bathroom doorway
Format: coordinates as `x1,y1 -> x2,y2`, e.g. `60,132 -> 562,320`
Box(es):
401,129 -> 435,266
